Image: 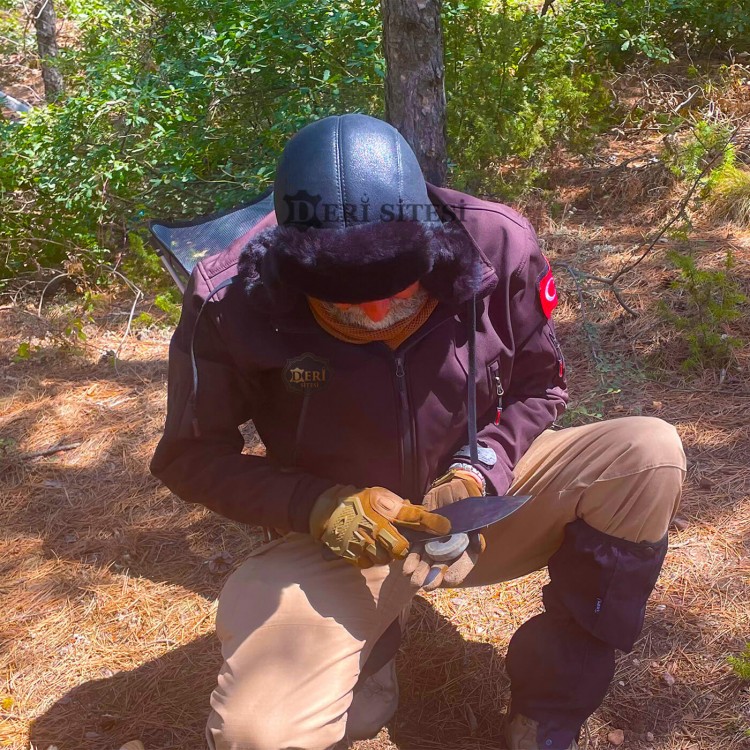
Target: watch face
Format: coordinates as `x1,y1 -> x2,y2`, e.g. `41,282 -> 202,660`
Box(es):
457,443 -> 497,468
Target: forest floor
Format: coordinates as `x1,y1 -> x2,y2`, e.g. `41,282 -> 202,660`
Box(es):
1,73 -> 750,750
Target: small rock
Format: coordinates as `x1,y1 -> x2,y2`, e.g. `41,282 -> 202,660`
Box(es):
656,604 -> 666,610
207,550 -> 234,575
662,671 -> 676,686
671,516 -> 689,531
607,728 -> 625,746
651,400 -> 663,411
450,597 -> 467,607
475,625 -> 485,634
632,658 -> 640,665
618,680 -> 625,686
613,404 -> 625,412
646,731 -> 655,741
698,477 -> 713,490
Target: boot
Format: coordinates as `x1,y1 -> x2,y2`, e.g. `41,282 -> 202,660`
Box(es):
345,613 -> 405,741
345,657 -> 399,741
505,713 -> 578,749
505,519 -> 668,749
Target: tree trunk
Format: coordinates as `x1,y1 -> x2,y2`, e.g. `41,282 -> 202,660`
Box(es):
381,0 -> 447,186
33,0 -> 64,102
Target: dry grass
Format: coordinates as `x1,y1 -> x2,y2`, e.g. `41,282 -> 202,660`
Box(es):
709,165 -> 750,229
2,65 -> 750,750
1,213 -> 748,750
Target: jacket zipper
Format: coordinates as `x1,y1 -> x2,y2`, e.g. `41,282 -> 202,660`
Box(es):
492,363 -> 504,425
391,312 -> 455,502
548,328 -> 566,379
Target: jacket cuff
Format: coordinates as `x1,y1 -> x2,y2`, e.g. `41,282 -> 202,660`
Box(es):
478,463 -> 512,496
451,442 -> 511,495
288,474 -> 339,533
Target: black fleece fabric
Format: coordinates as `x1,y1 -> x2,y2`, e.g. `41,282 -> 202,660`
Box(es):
242,218 -> 483,305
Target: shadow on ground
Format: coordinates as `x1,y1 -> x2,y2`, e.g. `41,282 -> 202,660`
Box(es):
29,598 -> 507,750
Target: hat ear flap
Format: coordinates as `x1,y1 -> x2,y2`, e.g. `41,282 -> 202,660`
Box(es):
421,223 -> 483,302
237,230 -> 302,313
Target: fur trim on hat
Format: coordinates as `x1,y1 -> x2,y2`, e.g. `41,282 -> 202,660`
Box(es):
237,218 -> 483,307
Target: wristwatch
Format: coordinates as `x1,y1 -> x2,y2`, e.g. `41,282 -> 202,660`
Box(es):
453,442 -> 497,468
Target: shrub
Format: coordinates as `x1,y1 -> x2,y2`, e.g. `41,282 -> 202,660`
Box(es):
708,162 -> 750,228
661,248 -> 746,371
0,0 -> 382,282
728,643 -> 750,681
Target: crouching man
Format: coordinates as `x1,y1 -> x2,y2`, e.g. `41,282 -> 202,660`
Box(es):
151,114 -> 685,750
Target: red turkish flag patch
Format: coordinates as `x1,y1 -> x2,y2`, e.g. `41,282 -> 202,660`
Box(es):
537,258 -> 558,319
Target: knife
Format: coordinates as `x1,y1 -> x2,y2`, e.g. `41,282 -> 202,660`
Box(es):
401,494 -> 532,544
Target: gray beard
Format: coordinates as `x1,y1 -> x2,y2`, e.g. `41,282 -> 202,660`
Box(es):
321,286 -> 429,331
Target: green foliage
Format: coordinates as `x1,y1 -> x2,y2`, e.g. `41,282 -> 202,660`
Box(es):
444,0 -> 615,192
661,249 -> 746,370
1,0 -> 382,281
13,341 -> 34,361
154,289 -> 182,326
707,160 -> 750,227
132,311 -> 155,330
2,0 -> 749,284
0,2 -> 28,57
122,233 -> 169,289
662,120 -> 735,183
728,643 -> 750,681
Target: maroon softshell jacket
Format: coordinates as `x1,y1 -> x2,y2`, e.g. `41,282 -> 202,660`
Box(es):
150,185 -> 569,533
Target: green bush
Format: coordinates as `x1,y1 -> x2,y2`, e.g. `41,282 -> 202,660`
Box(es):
728,643 -> 750,681
1,0 -> 382,281
662,120 -> 735,183
2,0 -> 749,285
661,249 -> 746,371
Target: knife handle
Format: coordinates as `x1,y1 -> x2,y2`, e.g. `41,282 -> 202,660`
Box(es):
424,533 -> 469,562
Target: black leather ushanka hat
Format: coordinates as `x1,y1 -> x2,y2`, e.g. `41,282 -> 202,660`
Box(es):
252,113 -> 481,304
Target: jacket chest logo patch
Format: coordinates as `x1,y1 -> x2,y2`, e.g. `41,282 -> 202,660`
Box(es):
283,353 -> 331,393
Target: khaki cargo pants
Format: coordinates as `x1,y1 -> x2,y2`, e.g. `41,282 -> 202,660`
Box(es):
205,417 -> 686,750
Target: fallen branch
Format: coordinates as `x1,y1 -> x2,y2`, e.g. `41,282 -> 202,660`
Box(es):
37,272 -> 70,315
97,263 -> 143,364
23,441 -> 80,459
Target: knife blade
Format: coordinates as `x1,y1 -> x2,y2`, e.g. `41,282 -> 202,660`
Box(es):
401,494 -> 531,544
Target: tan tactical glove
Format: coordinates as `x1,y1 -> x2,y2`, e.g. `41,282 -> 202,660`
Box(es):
310,485 -> 452,568
403,532 -> 486,591
422,467 -> 484,511
403,467 -> 486,590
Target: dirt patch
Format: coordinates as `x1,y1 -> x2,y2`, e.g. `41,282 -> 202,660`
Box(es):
1,204 -> 749,750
